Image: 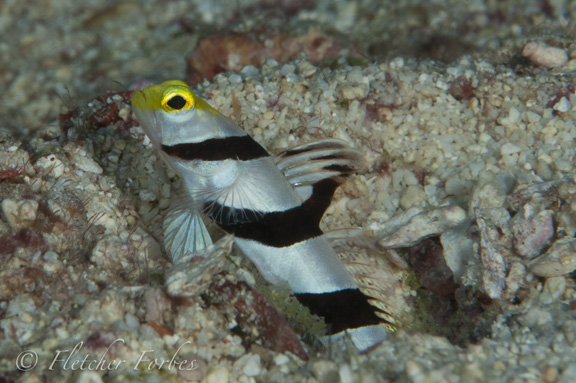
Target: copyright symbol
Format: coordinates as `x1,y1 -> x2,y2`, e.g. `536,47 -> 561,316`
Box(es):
16,350 -> 38,371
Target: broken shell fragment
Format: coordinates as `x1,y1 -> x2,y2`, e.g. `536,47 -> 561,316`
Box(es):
440,227 -> 474,283
377,206 -> 467,249
476,212 -> 509,299
507,177 -> 571,212
529,238 -> 576,278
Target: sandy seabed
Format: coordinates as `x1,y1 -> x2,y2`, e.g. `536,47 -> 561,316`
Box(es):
1,1 -> 576,382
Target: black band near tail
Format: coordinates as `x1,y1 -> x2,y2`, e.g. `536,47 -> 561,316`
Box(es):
162,135 -> 269,161
205,178 -> 339,247
295,289 -> 382,335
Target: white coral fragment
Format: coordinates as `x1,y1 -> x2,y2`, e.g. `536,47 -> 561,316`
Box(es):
1,198 -> 38,230
35,154 -> 64,177
440,227 -> 474,282
522,41 -> 568,68
507,177 -> 572,211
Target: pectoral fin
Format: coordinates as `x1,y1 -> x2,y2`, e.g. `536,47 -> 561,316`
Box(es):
163,201 -> 213,264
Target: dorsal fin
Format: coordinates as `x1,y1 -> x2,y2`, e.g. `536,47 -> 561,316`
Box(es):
275,139 -> 366,187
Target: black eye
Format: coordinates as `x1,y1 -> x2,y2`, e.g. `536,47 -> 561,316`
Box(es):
167,95 -> 187,110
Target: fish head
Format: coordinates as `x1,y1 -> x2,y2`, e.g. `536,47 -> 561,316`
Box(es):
131,80 -> 241,148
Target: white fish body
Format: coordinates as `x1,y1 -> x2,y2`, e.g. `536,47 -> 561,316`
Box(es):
132,80 -> 390,350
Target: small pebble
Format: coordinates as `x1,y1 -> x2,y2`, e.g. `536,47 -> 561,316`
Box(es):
311,359 -> 338,382
530,238 -> 576,277
553,97 -> 571,113
539,277 -> 566,305
500,143 -> 522,156
205,366 -> 230,383
273,354 -> 289,366
75,371 -> 104,383
240,65 -> 259,77
280,63 -> 296,76
177,355 -> 207,382
558,364 -> 576,383
234,353 -> 261,377
228,73 -> 242,84
399,184 -> 426,209
341,83 -> 368,100
298,60 -> 317,77
511,210 -> 554,259
74,156 -> 103,174
339,364 -> 355,383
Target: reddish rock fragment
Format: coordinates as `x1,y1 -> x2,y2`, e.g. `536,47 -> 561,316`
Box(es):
187,33 -> 268,84
0,228 -> 49,255
298,30 -> 343,63
59,90 -> 138,137
147,320 -> 174,336
186,30 -> 350,84
89,101 -> 120,128
449,76 -> 475,100
85,331 -> 119,350
87,91 -> 135,129
0,166 -> 25,180
212,280 -> 308,360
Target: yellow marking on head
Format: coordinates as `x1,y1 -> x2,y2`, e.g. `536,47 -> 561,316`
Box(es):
131,80 -> 216,114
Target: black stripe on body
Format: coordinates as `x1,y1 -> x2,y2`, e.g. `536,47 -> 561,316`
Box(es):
295,289 -> 383,335
205,178 -> 339,247
162,135 -> 269,161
